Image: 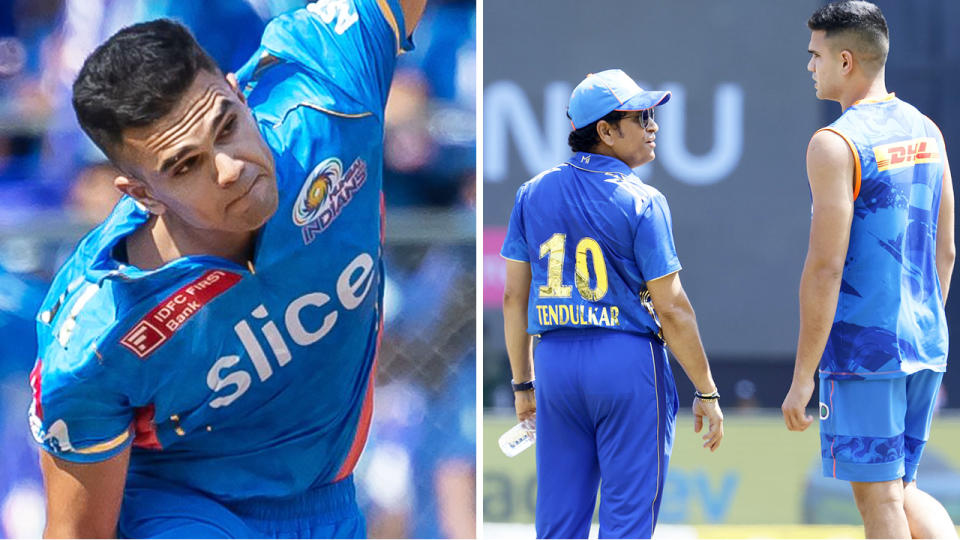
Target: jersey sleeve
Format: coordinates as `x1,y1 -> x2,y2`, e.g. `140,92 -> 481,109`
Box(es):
29,355 -> 133,463
500,184 -> 530,262
633,191 -> 682,281
28,276 -> 135,463
257,0 -> 412,114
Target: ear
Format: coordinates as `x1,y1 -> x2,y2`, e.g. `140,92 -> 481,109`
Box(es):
596,120 -> 617,147
225,72 -> 247,105
114,175 -> 167,215
840,50 -> 854,74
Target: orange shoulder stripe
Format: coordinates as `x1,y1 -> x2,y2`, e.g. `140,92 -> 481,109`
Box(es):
816,127 -> 862,201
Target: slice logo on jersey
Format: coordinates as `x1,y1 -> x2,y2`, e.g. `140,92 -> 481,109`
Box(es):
293,156 -> 368,245
120,270 -> 242,359
873,137 -> 940,172
205,252 -> 375,409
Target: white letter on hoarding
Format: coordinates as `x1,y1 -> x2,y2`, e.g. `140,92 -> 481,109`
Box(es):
658,83 -> 744,186
483,80 -> 571,182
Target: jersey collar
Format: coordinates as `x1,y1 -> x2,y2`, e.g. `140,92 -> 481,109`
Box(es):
567,152 -> 635,177
82,198 -> 241,284
83,197 -> 150,280
853,92 -> 896,106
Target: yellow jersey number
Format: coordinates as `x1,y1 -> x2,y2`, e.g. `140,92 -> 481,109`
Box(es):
537,234 -> 608,301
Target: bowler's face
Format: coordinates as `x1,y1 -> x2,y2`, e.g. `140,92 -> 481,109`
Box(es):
807,30 -> 841,101
115,69 -> 278,233
610,110 -> 659,169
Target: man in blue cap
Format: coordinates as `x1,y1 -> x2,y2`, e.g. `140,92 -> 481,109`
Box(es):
501,69 -> 725,539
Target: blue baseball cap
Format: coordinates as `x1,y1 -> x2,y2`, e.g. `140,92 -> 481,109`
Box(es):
568,69 -> 671,129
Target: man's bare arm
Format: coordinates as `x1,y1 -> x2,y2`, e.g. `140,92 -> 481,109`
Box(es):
40,447 -> 130,538
503,259 -> 534,421
645,271 -> 723,451
936,149 -> 955,304
782,129 -> 854,431
398,0 -> 427,35
646,271 -> 715,393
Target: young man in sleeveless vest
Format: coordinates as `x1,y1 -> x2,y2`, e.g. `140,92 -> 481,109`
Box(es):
782,2 -> 956,538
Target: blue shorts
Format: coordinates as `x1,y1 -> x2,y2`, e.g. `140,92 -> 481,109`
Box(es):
819,370 -> 943,483
534,329 -> 678,539
117,474 -> 365,538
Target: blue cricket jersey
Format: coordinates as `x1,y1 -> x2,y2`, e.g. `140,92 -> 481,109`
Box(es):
29,0 -> 411,500
500,152 -> 682,338
818,94 -> 948,380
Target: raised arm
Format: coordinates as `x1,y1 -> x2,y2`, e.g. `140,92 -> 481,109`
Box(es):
782,129 -> 854,431
40,447 -> 130,538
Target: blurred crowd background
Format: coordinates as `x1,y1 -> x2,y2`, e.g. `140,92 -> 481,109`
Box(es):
0,0 -> 475,538
482,0 -> 960,535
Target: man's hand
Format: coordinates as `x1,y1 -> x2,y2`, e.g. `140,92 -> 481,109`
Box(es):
692,398 -> 723,451
782,377 -> 816,431
514,389 -> 536,423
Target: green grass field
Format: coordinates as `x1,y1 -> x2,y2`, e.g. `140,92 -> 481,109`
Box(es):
484,410 -> 960,531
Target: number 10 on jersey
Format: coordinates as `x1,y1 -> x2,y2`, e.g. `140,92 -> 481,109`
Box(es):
538,233 -> 608,302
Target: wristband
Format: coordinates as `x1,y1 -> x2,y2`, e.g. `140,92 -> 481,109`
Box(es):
694,390 -> 720,400
512,379 -> 535,392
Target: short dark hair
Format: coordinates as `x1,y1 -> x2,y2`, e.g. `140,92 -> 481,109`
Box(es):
567,110 -> 629,153
808,1 -> 889,70
72,19 -> 220,156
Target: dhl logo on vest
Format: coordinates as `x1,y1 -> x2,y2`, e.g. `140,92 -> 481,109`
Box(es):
873,137 -> 940,172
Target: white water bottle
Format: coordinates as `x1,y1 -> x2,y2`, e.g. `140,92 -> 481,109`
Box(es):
498,415 -> 536,457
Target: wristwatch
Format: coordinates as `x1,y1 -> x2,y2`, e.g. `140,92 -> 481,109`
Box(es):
511,379 -> 535,392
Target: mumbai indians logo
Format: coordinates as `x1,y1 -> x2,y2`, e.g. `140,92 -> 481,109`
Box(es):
293,156 -> 368,244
